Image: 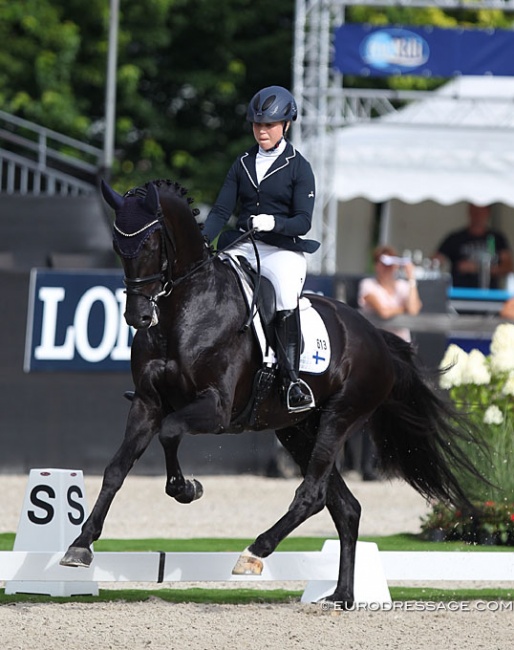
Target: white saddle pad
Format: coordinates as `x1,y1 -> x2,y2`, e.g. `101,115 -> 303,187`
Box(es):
223,255 -> 331,375
298,299 -> 331,374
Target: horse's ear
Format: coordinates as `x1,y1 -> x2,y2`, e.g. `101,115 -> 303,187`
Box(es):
145,182 -> 160,214
101,179 -> 124,210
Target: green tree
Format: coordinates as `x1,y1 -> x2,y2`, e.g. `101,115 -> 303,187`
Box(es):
0,0 -> 84,131
113,0 -> 295,202
1,1 -> 513,204
0,0 -> 295,202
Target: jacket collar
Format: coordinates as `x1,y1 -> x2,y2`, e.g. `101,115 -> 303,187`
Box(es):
240,142 -> 297,188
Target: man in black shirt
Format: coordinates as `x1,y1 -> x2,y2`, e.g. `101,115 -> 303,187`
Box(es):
433,204 -> 513,289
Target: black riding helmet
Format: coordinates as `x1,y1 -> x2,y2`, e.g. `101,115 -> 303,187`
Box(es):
246,86 -> 298,124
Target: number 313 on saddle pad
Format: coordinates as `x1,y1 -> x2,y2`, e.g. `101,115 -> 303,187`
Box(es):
298,299 -> 331,374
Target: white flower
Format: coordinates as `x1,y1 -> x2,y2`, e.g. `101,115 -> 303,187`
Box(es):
502,371 -> 514,396
490,323 -> 514,373
462,349 -> 491,386
439,344 -> 468,389
483,405 -> 504,425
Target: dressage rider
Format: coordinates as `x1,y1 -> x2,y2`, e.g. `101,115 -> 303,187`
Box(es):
202,85 -> 320,412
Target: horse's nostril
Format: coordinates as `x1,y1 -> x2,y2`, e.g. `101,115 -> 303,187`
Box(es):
124,311 -> 151,329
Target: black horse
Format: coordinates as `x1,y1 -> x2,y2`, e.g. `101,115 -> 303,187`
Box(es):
61,178 -> 483,605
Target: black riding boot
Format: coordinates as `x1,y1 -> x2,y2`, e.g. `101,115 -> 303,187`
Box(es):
274,308 -> 314,412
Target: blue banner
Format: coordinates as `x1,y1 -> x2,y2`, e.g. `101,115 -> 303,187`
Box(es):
334,24 -> 514,77
24,269 -> 133,372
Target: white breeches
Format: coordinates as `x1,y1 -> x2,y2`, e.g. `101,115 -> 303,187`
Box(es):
226,240 -> 307,311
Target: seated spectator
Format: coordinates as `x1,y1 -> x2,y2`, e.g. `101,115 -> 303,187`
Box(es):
500,297 -> 514,320
358,244 -> 422,343
341,245 -> 422,482
433,204 -> 513,289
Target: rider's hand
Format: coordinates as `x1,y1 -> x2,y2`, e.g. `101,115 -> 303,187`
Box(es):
251,214 -> 275,232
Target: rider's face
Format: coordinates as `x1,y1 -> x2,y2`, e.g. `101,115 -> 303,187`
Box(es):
253,122 -> 284,151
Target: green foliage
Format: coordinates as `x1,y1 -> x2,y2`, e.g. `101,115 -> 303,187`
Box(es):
421,501 -> 514,546
422,326 -> 514,545
438,326 -> 514,504
454,418 -> 514,506
2,1 -> 514,203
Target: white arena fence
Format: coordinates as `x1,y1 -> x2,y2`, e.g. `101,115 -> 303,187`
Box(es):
2,543 -> 514,603
2,469 -> 514,602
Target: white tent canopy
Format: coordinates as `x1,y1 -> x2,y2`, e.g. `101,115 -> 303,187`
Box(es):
333,76 -> 514,207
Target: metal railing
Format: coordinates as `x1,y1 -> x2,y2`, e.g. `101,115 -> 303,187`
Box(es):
0,109 -> 103,196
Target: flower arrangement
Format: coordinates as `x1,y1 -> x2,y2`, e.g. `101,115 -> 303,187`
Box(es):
439,323 -> 514,427
420,323 -> 514,545
421,500 -> 514,545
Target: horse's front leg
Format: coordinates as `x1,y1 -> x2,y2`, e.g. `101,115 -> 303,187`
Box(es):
159,387 -> 225,504
60,406 -> 159,567
159,416 -> 203,504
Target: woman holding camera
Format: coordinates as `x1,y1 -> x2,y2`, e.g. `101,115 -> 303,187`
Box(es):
358,244 -> 422,343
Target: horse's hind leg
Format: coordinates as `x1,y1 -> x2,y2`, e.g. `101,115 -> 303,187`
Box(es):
60,415 -> 157,567
233,409 -> 364,604
323,471 -> 361,606
232,417 -> 339,564
256,428 -> 360,605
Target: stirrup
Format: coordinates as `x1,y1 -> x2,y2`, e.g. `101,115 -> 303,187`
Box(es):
286,379 -> 315,413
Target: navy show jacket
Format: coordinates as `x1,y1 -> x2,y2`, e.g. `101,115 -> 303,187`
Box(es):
203,142 -> 320,254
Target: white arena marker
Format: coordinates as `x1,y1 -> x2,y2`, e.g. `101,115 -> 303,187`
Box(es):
301,540 -> 392,604
5,468 -> 98,596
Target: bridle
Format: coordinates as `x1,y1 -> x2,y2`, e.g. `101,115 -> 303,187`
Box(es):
116,188 -> 261,327
116,205 -> 217,328
116,219 -> 173,299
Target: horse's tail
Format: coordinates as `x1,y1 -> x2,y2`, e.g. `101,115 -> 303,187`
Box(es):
370,330 -> 487,507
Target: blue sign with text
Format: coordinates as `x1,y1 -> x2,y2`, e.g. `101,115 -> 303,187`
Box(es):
24,269 -> 133,372
334,24 -> 514,77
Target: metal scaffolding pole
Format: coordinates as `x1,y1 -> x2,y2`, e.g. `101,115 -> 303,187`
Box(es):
293,0 -> 514,274
103,0 -> 120,182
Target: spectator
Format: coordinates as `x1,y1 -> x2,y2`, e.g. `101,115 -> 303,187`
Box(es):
500,298 -> 514,320
342,245 -> 422,481
358,244 -> 422,343
433,204 -> 513,289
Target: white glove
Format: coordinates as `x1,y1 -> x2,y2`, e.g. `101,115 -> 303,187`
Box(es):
251,213 -> 275,232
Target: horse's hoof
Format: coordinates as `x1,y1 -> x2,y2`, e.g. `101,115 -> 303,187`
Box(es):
232,548 -> 264,575
319,594 -> 354,610
60,546 -> 94,568
167,478 -> 204,504
190,478 -> 204,501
